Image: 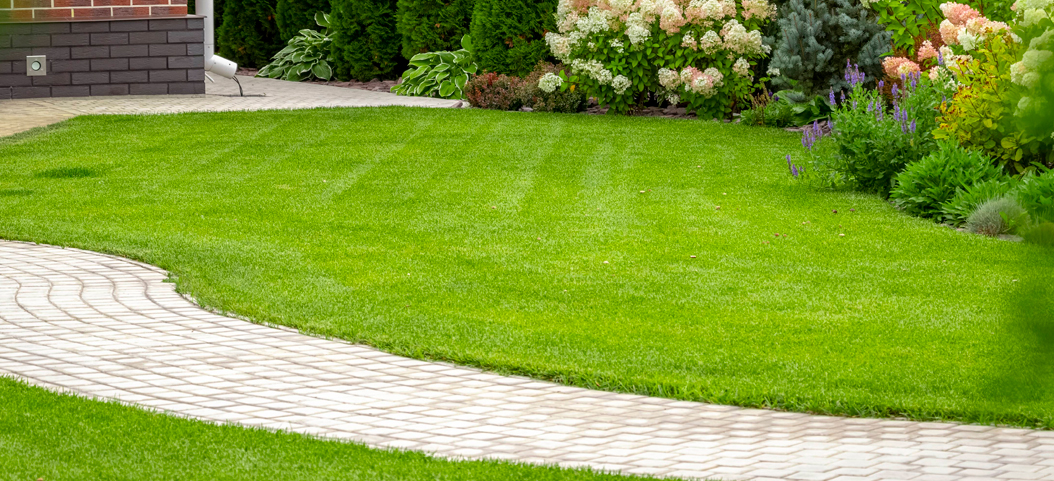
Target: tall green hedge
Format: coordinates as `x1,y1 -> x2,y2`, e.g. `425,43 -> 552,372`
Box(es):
276,0 -> 331,41
189,0 -> 225,46
330,0 -> 403,80
469,0 -> 556,76
217,0 -> 283,68
395,0 -> 475,60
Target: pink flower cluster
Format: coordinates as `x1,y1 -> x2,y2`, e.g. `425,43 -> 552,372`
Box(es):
883,57 -> 921,78
938,2 -> 1009,49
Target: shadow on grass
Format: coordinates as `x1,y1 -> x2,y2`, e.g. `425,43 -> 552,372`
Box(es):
35,166 -> 101,179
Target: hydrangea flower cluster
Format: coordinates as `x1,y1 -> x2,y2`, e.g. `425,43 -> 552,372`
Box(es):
544,0 -> 775,116
939,2 -> 1010,51
1009,0 -> 1054,132
539,72 -> 564,93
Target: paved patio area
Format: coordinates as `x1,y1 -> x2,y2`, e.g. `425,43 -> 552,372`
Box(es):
0,75 -> 461,137
1,240 -> 1052,481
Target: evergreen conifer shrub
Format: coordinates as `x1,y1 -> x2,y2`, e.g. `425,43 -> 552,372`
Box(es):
330,0 -> 403,80
767,0 -> 889,96
470,0 -> 557,76
396,0 -> 475,60
217,0 -> 284,68
276,0 -> 331,41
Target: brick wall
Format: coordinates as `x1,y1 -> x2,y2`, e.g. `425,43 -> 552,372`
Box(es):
0,0 -> 187,22
0,16 -> 205,98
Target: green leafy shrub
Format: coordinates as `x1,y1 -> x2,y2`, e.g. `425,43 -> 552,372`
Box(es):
543,0 -> 775,117
868,0 -> 942,55
276,0 -> 330,41
258,12 -> 335,81
521,62 -> 586,114
1007,0 -> 1054,157
330,0 -> 403,80
768,0 -> 890,96
464,72 -> 527,110
941,178 -> 1014,226
890,141 -> 1006,221
217,0 -> 284,68
470,0 -> 557,76
1022,222 -> 1054,246
392,35 -> 478,99
396,0 -> 475,60
1017,168 -> 1054,223
934,32 -> 1052,174
966,196 -> 1029,236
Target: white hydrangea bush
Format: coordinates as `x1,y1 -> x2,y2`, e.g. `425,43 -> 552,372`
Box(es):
1010,0 -> 1054,137
544,0 -> 776,117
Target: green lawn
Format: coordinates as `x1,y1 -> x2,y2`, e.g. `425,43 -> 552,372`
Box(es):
0,377 -> 653,481
1,107 -> 1052,430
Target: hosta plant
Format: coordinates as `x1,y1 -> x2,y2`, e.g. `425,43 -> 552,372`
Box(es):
391,35 -> 479,99
543,0 -> 776,117
257,12 -> 335,81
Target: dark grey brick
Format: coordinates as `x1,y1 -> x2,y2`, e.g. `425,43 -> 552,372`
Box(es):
11,86 -> 51,98
129,31 -> 167,44
90,33 -> 129,46
168,81 -> 204,95
51,85 -> 91,97
0,48 -> 32,61
129,82 -> 167,95
148,19 -> 186,31
0,87 -> 11,100
186,68 -> 204,81
167,30 -> 202,43
0,35 -> 10,49
30,47 -> 71,60
129,57 -> 166,70
187,18 -> 204,30
186,43 -> 203,56
2,25 -> 34,35
148,69 -> 185,83
167,55 -> 202,69
51,59 -> 91,73
51,34 -> 91,47
71,46 -> 109,59
148,43 -> 185,56
90,83 -> 128,96
0,61 -> 10,74
110,70 -> 147,83
0,73 -> 32,87
109,45 -> 148,58
30,23 -> 70,34
31,72 -> 71,86
71,22 -> 110,34
90,58 -> 128,71
109,20 -> 149,32
71,71 -> 109,84
12,34 -> 50,48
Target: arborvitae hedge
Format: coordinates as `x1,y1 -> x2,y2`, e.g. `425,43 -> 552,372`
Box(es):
396,0 -> 475,60
469,0 -> 557,76
767,0 -> 889,96
217,0 -> 283,68
276,0 -> 331,41
330,0 -> 403,80
188,0 -> 225,45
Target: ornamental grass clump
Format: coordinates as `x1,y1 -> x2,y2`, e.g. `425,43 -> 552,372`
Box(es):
543,0 -> 776,117
966,196 -> 1030,236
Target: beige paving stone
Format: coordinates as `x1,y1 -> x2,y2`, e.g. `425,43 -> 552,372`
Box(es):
0,239 -> 1052,481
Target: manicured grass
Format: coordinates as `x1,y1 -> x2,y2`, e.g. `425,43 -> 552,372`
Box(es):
1,108 -> 1052,429
0,377 -> 654,480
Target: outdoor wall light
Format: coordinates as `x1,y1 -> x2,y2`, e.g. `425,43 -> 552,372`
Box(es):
26,56 -> 47,77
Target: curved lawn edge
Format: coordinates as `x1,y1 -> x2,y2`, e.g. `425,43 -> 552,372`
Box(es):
3,234 -> 1051,432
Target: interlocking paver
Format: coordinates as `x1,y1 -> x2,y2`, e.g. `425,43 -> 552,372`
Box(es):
0,75 -> 461,137
0,239 -> 1052,481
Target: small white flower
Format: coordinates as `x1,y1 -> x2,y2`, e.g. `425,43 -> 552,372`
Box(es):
612,75 -> 632,95
538,72 -> 563,93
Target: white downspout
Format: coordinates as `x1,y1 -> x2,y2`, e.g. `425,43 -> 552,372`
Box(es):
197,0 -> 238,79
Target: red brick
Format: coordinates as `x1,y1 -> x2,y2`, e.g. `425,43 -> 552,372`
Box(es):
170,0 -> 186,4
4,9 -> 36,20
111,5 -> 148,16
149,5 -> 184,15
35,8 -> 74,18
131,0 -> 167,5
55,0 -> 92,6
93,0 -> 130,5
72,6 -> 112,17
13,0 -> 50,8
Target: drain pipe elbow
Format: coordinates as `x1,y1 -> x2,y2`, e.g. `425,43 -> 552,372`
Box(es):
197,0 -> 238,79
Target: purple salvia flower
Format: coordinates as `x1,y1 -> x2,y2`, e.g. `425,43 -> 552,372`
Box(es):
892,83 -> 898,98
878,80 -> 884,89
829,89 -> 836,106
938,51 -> 944,65
910,119 -> 916,133
791,164 -> 799,177
840,90 -> 846,102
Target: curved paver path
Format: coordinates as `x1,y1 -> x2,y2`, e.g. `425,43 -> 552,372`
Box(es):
1,240 -> 1052,481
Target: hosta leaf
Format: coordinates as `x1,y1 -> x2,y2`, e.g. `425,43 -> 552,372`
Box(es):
460,34 -> 472,51
454,73 -> 468,90
312,61 -> 332,80
433,63 -> 451,72
439,81 -> 455,98
316,11 -> 331,28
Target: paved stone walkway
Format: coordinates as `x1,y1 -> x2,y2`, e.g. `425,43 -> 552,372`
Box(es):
1,240 -> 1053,481
0,75 -> 460,137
